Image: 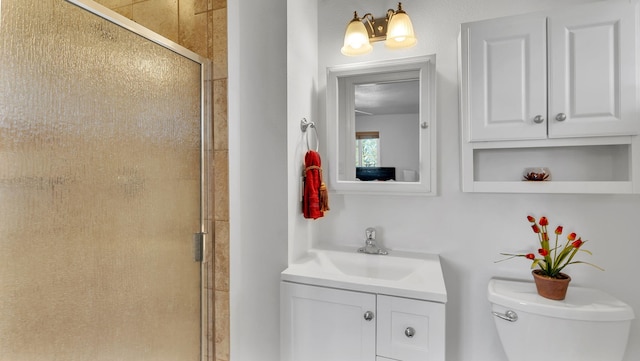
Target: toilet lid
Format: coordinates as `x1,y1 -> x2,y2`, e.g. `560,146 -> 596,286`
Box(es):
488,278 -> 635,321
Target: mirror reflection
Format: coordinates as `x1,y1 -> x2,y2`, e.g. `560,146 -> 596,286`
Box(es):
354,79 -> 420,182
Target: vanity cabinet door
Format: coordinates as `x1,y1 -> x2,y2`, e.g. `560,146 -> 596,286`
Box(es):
376,295 -> 446,361
547,1 -> 638,138
281,282 -> 376,361
463,14 -> 547,142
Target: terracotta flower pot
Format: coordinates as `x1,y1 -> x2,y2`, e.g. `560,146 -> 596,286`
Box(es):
532,269 -> 571,300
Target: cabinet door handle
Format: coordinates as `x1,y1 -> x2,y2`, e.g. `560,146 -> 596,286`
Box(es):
404,326 -> 415,338
533,115 -> 544,124
363,311 -> 374,321
555,113 -> 567,122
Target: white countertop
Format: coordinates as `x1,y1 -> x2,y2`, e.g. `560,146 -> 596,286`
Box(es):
281,246 -> 447,303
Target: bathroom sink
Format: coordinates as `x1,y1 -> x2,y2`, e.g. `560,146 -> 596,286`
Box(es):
281,246 -> 447,302
315,249 -> 426,280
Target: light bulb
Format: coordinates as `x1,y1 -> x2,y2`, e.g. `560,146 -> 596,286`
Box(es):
385,8 -> 416,49
341,16 -> 372,56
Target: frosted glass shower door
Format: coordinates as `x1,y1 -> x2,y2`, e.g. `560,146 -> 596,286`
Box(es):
0,1 -> 207,360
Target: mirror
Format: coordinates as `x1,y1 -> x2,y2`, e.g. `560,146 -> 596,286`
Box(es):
326,55 -> 436,195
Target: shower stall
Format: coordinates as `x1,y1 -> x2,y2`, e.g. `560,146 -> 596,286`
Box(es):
0,0 -> 210,359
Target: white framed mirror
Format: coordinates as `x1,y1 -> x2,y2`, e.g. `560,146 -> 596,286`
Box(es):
326,55 -> 437,195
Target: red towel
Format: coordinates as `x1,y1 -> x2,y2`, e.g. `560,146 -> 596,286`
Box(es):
303,150 -> 329,219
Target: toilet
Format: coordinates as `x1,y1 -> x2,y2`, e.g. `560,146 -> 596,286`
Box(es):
488,278 -> 635,361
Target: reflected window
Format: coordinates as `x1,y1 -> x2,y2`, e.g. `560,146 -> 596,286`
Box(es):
356,131 -> 380,167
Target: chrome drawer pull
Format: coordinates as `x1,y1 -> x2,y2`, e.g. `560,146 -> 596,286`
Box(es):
404,326 -> 415,338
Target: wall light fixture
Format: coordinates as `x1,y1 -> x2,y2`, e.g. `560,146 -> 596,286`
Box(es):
341,2 -> 417,56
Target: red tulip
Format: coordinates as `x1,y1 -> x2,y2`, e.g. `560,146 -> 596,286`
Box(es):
498,215 -> 601,275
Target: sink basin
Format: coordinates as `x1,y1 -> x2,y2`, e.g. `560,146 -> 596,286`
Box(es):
281,246 -> 447,302
316,248 -> 427,280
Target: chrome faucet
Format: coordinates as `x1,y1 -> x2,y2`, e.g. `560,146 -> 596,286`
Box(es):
358,227 -> 388,255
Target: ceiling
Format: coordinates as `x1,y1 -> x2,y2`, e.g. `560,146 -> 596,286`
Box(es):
354,79 -> 419,116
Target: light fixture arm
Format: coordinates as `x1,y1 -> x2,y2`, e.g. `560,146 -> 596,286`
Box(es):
361,13 -> 376,37
360,12 -> 387,42
357,3 -> 408,43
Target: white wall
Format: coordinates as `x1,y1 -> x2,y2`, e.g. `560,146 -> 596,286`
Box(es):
287,1 -> 640,361
228,1 -> 288,361
287,0 -> 319,264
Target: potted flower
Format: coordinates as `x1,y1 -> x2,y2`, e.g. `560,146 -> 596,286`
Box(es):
497,215 -> 604,300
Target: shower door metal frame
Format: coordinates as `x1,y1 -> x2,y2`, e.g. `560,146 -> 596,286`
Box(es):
63,1 -> 212,359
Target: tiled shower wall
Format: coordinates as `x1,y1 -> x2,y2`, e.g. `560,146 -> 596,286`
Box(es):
92,1 -> 229,360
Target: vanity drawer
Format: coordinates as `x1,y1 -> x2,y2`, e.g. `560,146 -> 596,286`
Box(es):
377,295 -> 445,361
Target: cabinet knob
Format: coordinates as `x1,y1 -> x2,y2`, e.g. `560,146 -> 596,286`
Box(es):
555,113 -> 567,122
533,115 -> 545,124
404,326 -> 415,338
363,311 -> 374,321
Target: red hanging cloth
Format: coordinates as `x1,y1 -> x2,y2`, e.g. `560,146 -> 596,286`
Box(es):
302,150 -> 329,219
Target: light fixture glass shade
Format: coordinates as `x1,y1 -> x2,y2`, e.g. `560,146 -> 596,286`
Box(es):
341,18 -> 372,56
385,11 -> 417,49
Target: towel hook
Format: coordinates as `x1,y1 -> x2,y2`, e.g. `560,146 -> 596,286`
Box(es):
300,118 -> 319,152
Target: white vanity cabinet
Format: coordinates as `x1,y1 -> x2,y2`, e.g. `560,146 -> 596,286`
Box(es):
459,1 -> 640,193
281,282 -> 445,361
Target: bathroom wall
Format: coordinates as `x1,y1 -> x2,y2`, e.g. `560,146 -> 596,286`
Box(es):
308,0 -> 640,361
92,1 -> 229,360
228,1 -> 288,361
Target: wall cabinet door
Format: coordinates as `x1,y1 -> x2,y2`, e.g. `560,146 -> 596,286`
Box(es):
547,1 -> 638,138
281,282 -> 376,361
464,14 -> 547,142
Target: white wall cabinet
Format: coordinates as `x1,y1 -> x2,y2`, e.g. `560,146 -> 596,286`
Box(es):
281,282 -> 445,361
459,1 -> 640,193
463,1 -> 638,142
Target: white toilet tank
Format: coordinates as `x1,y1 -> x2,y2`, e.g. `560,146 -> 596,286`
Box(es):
488,278 -> 634,361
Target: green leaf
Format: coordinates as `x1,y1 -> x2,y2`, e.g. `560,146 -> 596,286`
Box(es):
530,259 -> 542,269
568,261 -> 605,271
